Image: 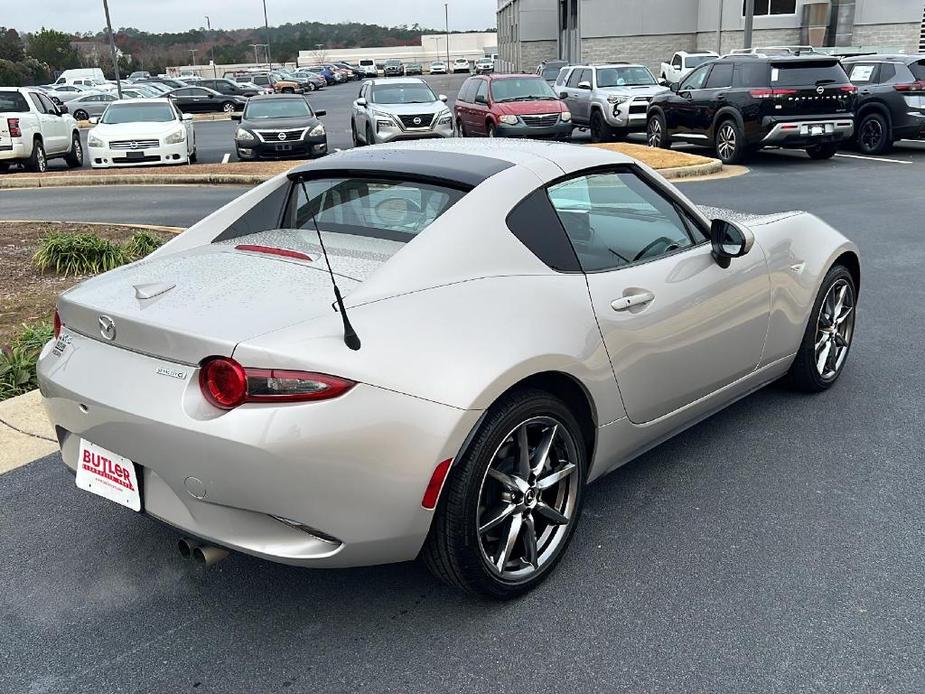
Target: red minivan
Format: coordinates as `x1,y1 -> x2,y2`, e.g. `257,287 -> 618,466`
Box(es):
453,74 -> 573,139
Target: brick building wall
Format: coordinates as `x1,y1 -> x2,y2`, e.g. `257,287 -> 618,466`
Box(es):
581,33 -> 698,72
851,22 -> 921,51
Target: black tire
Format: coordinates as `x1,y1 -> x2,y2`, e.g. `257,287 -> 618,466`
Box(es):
189,147 -> 198,164
28,139 -> 47,173
486,121 -> 496,138
455,117 -> 466,138
73,109 -> 89,122
221,102 -> 236,114
282,88 -> 294,94
0,162 -> 9,173
351,120 -> 362,147
422,389 -> 587,599
787,264 -> 857,392
856,112 -> 892,155
306,82 -> 315,92
64,132 -> 83,168
714,118 -> 747,164
646,112 -> 671,149
806,142 -> 839,160
589,110 -> 612,143
366,122 -> 376,146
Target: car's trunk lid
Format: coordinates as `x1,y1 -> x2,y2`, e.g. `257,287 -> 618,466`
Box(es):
58,229 -> 403,365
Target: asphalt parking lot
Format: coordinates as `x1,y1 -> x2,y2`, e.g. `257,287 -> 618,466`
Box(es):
3,90 -> 925,693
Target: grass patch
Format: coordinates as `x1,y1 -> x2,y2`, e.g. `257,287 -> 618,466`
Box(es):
123,230 -> 165,261
0,321 -> 52,400
33,233 -> 126,276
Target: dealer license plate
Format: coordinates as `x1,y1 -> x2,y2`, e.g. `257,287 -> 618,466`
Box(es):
75,439 -> 141,511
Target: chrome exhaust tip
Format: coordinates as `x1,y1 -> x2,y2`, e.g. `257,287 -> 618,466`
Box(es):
177,537 -> 194,558
192,545 -> 229,567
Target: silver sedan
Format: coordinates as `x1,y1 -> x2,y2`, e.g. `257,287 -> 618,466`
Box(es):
38,140 -> 859,598
351,77 -> 453,146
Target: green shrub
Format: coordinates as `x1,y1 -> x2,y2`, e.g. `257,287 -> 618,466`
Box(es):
123,230 -> 164,260
0,347 -> 37,399
33,233 -> 125,276
13,322 -> 54,356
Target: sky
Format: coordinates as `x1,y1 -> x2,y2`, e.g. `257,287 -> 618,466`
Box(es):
18,0 -> 498,34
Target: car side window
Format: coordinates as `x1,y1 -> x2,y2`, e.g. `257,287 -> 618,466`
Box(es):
578,68 -> 592,86
680,65 -> 711,90
848,63 -> 879,84
475,80 -> 488,102
705,63 -> 733,89
566,69 -> 582,88
28,93 -> 48,113
546,170 -> 698,272
877,63 -> 896,83
672,54 -> 682,68
458,79 -> 472,102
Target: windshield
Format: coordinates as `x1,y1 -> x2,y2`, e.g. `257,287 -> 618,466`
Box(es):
244,99 -> 312,119
685,55 -> 716,68
370,83 -> 436,104
286,177 -> 466,243
596,66 -> 657,87
491,77 -> 557,102
101,102 -> 175,124
0,92 -> 30,112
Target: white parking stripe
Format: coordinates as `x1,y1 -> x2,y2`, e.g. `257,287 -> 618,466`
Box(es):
222,153 -> 230,164
834,153 -> 912,165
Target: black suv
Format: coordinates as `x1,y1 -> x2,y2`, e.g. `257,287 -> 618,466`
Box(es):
841,54 -> 925,154
199,78 -> 260,98
647,55 -> 857,164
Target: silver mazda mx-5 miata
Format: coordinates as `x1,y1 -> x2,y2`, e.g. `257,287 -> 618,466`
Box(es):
37,140 -> 860,598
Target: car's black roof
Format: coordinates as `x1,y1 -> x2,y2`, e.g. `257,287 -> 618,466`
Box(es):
717,54 -> 840,64
288,148 -> 513,189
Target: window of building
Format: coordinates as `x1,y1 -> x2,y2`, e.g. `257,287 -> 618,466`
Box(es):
743,0 -> 797,16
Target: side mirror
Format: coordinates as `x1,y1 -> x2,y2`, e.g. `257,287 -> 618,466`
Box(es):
230,113 -> 242,122
438,94 -> 447,102
182,113 -> 193,121
474,94 -> 488,105
88,116 -> 99,124
57,105 -> 68,115
669,82 -> 680,92
355,98 -> 367,107
559,91 -> 568,99
314,109 -> 326,117
710,219 -> 754,268
577,81 -> 592,90
658,78 -> 669,87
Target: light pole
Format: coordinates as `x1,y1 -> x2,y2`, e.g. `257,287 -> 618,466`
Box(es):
205,15 -> 217,78
444,3 -> 450,66
189,49 -> 198,72
743,0 -> 755,50
716,0 -> 725,55
262,0 -> 272,68
102,0 -> 123,98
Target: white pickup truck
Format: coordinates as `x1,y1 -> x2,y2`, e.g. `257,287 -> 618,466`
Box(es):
659,51 -> 719,83
0,87 -> 83,173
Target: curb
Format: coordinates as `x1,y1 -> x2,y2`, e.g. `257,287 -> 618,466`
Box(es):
0,390 -> 57,475
0,173 -> 267,188
1,219 -> 183,235
659,159 -> 723,180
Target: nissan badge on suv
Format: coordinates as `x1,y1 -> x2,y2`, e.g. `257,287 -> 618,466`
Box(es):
646,54 -> 857,164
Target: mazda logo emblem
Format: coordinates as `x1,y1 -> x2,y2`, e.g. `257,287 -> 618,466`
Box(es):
98,315 -> 116,341
278,132 -> 287,140
412,117 -> 422,125
816,86 -> 825,95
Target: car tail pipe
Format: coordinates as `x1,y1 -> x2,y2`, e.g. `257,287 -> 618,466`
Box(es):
177,537 -> 229,567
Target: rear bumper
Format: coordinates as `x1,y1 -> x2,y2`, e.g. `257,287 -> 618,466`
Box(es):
495,121 -> 574,139
37,331 -> 479,568
893,110 -> 925,140
0,141 -> 31,160
760,118 -> 854,146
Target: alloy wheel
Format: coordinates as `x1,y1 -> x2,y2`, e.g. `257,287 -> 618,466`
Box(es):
860,118 -> 883,152
73,139 -> 82,163
814,279 -> 855,380
647,118 -> 662,147
476,416 -> 580,582
36,147 -> 46,172
717,123 -> 737,161
223,102 -> 235,113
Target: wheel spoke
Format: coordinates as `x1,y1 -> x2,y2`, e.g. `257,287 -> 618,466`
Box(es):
516,425 -> 530,479
537,462 -> 577,491
522,514 -> 538,569
814,334 -> 828,354
833,332 -> 849,348
531,424 -> 557,477
816,341 -> 832,375
832,284 -> 847,320
535,501 -> 568,526
494,514 -> 523,572
479,503 -> 517,534
834,305 -> 854,326
487,468 -> 519,492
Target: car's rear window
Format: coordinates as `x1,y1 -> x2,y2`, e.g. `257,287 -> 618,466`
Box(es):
285,177 -> 466,243
0,92 -> 30,112
771,60 -> 849,86
909,60 -> 925,81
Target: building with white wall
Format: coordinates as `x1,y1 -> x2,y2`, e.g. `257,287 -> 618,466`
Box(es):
297,32 -> 498,68
497,0 -> 925,72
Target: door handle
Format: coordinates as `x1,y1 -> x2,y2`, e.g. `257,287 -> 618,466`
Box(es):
612,291 -> 655,312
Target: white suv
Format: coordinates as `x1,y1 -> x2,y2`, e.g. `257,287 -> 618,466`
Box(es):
0,87 -> 82,173
358,59 -> 378,78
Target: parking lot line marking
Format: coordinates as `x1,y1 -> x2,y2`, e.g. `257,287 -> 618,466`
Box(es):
221,153 -> 230,164
835,153 -> 912,165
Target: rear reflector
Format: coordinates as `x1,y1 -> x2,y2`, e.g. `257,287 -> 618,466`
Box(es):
421,459 -> 453,510
235,244 -> 312,261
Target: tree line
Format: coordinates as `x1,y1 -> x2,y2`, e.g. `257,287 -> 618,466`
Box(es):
0,21 -> 495,85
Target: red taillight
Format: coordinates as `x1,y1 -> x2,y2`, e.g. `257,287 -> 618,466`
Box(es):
199,357 -> 355,409
199,357 -> 248,410
838,85 -> 858,93
421,459 -> 453,510
53,309 -> 61,338
234,244 -> 312,262
7,118 -> 21,137
750,88 -> 797,98
894,81 -> 925,92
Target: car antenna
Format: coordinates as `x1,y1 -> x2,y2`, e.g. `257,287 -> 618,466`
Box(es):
299,179 -> 361,351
